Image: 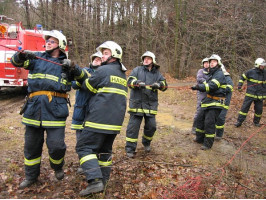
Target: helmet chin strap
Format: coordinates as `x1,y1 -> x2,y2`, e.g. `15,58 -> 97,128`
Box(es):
101,56 -> 113,65
46,46 -> 59,54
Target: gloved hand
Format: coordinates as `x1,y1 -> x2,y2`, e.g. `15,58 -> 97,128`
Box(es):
237,87 -> 242,92
61,59 -> 76,81
191,85 -> 199,90
151,82 -> 161,90
18,50 -> 37,60
135,80 -> 146,89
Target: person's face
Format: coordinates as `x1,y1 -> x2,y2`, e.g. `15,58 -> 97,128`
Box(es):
143,56 -> 153,65
102,49 -> 112,62
209,60 -> 218,68
203,61 -> 209,69
92,57 -> 102,66
45,37 -> 59,51
259,65 -> 264,70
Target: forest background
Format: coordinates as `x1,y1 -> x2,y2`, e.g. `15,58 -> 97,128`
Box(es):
1,0 -> 265,80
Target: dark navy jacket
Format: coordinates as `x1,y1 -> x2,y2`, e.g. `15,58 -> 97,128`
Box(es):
238,68 -> 266,100
81,61 -> 128,134
11,51 -> 71,128
127,65 -> 167,116
71,65 -> 97,130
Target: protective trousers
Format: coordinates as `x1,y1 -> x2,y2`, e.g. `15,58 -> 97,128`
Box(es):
215,109 -> 228,137
24,126 -> 66,180
237,96 -> 263,124
196,108 -> 222,148
75,130 -> 116,184
125,114 -> 156,153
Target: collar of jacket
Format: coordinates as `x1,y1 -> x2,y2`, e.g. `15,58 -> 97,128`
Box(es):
209,66 -> 220,75
143,64 -> 159,72
45,51 -> 67,60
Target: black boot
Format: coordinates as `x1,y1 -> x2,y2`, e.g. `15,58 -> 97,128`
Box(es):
19,179 -> 37,189
234,121 -> 242,127
101,167 -> 111,186
79,179 -> 104,197
55,169 -> 64,180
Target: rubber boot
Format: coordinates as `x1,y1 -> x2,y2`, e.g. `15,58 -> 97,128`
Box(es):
55,169 -> 64,180
19,179 -> 37,189
101,167 -> 111,186
79,179 -> 104,197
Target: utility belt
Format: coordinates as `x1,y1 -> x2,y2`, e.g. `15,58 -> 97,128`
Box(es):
207,94 -> 225,101
20,91 -> 70,115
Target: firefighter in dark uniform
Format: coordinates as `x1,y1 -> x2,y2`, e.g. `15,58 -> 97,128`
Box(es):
71,51 -> 102,174
235,58 -> 266,127
74,41 -> 128,196
215,65 -> 234,140
11,30 -> 86,189
125,51 -> 167,158
191,54 -> 227,150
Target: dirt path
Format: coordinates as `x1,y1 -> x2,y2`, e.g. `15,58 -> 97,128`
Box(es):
0,80 -> 265,199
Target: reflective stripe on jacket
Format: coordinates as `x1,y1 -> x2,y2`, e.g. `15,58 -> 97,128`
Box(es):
82,61 -> 128,134
238,68 -> 266,100
198,67 -> 227,109
127,65 -> 167,116
11,51 -> 70,128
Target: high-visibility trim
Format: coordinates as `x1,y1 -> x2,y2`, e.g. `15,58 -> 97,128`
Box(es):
126,137 -> 138,142
239,111 -> 247,116
97,87 -> 127,97
29,91 -> 68,102
205,133 -> 215,138
11,56 -> 24,66
28,73 -> 59,82
110,76 -> 127,87
215,124 -> 224,129
254,113 -> 262,117
60,79 -> 71,86
196,128 -> 205,133
203,82 -> 209,92
84,70 -> 91,77
85,121 -> 122,131
245,93 -> 265,99
128,76 -> 137,81
223,105 -> 229,110
22,117 -> 41,126
71,124 -> 84,130
75,69 -> 85,80
42,121 -> 66,127
98,160 -> 112,166
75,81 -> 82,88
24,60 -> 30,68
242,74 -> 247,80
24,156 -> 41,166
211,79 -> 220,87
227,85 -> 233,91
239,80 -> 244,83
80,154 -> 97,165
128,108 -> 158,115
160,80 -> 167,91
248,78 -> 264,84
143,134 -> 153,141
49,156 -> 64,165
201,102 -> 224,108
85,79 -> 98,93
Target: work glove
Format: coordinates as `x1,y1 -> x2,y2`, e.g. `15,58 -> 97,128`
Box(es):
136,80 -> 146,89
18,50 -> 37,61
61,59 -> 76,81
191,85 -> 199,90
151,82 -> 161,90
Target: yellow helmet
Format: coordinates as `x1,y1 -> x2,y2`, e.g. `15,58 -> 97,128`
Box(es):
254,58 -> 266,68
96,41 -> 122,61
44,30 -> 67,53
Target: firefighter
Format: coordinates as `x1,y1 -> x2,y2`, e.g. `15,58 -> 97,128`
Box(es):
235,58 -> 266,127
191,57 -> 209,134
71,51 -> 102,174
215,65 -> 234,140
75,41 -> 128,196
125,51 -> 167,158
191,54 -> 227,150
11,30 -> 86,189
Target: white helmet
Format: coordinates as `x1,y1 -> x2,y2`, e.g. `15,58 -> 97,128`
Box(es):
254,58 -> 266,68
141,51 -> 157,64
96,41 -> 122,61
43,30 -> 67,53
221,64 -> 230,75
209,54 -> 222,66
201,57 -> 209,66
90,51 -> 102,63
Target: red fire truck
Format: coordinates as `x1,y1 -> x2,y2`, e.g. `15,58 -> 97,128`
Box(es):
0,17 -> 46,89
